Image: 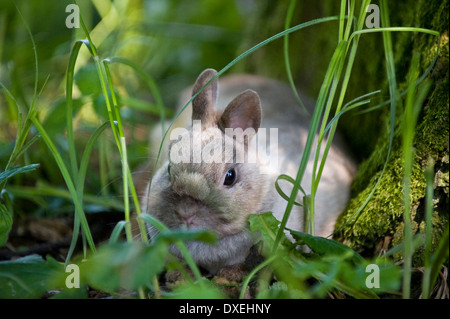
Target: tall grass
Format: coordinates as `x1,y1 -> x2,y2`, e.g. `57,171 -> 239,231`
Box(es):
142,0 -> 443,299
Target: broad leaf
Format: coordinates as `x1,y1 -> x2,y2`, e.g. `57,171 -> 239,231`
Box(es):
81,241 -> 168,292
0,164 -> 40,184
249,212 -> 291,252
0,255 -> 64,298
288,229 -> 365,264
170,277 -> 225,299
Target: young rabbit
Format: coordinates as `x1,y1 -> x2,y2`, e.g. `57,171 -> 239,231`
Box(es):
141,69 -> 356,275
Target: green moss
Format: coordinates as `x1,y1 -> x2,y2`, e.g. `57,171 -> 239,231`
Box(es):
333,0 -> 449,261
239,0 -> 449,263
336,152 -> 427,251
336,36 -> 449,261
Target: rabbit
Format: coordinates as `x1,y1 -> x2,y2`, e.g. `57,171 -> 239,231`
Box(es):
140,68 -> 356,276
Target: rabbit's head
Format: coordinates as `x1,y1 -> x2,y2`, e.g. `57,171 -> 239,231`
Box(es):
144,69 -> 271,243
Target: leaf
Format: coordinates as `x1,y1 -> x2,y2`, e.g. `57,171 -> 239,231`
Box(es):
138,214 -> 204,280
74,64 -> 102,96
0,164 -> 40,184
81,241 -> 169,292
0,255 -> 64,299
158,228 -> 217,245
0,203 -> 13,246
169,277 -> 224,299
288,229 -> 365,264
249,212 -> 285,250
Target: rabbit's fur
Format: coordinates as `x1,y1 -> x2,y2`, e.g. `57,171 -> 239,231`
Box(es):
141,69 -> 356,274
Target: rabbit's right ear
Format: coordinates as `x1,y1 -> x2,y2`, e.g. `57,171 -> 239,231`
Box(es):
191,68 -> 218,125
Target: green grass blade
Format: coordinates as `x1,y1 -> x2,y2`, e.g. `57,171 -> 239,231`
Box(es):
401,52 -> 419,299
323,90 -> 381,134
275,39 -> 346,246
333,1 -> 416,241
422,159 -> 435,298
74,0 -> 98,56
102,60 -> 125,138
109,220 -> 129,244
239,255 -> 277,299
31,117 -> 96,255
378,0 -> 411,299
64,121 -> 110,264
283,0 -> 307,113
0,202 -> 13,246
76,122 -> 109,196
274,174 -> 304,206
65,40 -> 86,180
138,214 -> 202,281
0,164 -> 40,184
338,0 -> 346,41
120,137 -> 132,242
350,27 -> 440,42
106,56 -> 166,132
14,5 -> 38,110
101,58 -> 149,242
311,1 -> 370,210
0,7 -> 46,181
6,184 -> 124,211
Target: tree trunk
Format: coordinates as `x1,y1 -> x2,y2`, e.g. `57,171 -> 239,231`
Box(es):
239,0 -> 449,263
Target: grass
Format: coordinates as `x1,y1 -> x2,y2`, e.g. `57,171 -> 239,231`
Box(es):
0,0 -> 447,299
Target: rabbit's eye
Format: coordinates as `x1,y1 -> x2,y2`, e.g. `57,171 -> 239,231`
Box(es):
223,169 -> 236,186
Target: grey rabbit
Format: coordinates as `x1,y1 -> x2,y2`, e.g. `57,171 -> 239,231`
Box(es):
141,69 -> 356,275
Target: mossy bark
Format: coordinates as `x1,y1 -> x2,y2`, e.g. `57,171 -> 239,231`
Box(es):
335,1 -> 449,264
239,0 -> 449,263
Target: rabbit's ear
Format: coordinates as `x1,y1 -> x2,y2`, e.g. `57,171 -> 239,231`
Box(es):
219,89 -> 261,132
192,68 -> 218,124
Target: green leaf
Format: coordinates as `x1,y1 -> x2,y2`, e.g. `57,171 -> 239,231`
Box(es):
138,214 -> 203,281
109,220 -> 129,244
50,285 -> 88,299
169,277 -> 224,299
81,241 -> 168,292
0,164 -> 40,184
249,212 -> 289,252
274,174 -> 303,206
429,227 -> 449,294
75,64 -> 102,96
257,281 -> 298,299
373,260 -> 402,293
0,203 -> 13,246
0,255 -> 64,299
158,228 -> 217,245
288,229 -> 365,264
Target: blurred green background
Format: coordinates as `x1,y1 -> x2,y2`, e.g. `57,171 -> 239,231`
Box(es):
0,0 -> 355,219
0,0 -> 448,259
0,0 -> 257,218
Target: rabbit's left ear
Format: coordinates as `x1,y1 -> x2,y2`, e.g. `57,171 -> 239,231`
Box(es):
219,89 -> 261,133
191,68 -> 218,125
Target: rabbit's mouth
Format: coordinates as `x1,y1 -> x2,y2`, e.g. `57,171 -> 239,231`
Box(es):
176,214 -> 203,230
180,214 -> 197,228
169,206 -> 247,240
168,229 -> 254,274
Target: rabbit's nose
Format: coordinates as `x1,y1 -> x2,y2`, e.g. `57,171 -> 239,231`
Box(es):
175,207 -> 197,227
182,215 -> 196,228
